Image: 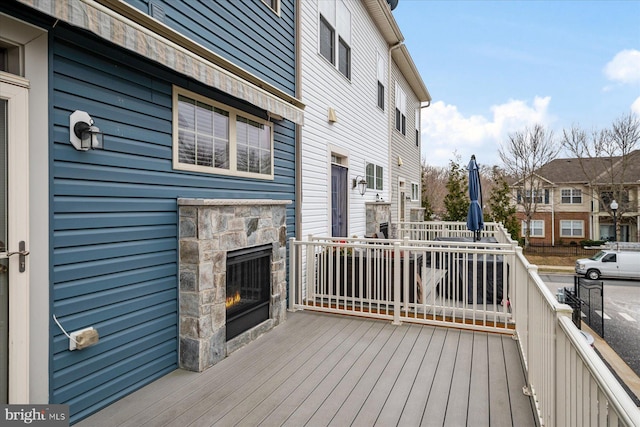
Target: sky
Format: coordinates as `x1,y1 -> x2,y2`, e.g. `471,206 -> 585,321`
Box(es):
392,0 -> 640,169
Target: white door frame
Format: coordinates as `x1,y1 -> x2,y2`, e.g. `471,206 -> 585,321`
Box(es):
0,72 -> 30,403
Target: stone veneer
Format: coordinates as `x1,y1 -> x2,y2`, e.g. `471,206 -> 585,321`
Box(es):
365,201 -> 392,237
177,198 -> 290,372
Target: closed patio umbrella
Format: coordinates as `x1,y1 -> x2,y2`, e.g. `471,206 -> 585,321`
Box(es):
467,155 -> 484,241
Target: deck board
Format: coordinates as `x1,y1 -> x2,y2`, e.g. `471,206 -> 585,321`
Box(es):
77,311 -> 537,427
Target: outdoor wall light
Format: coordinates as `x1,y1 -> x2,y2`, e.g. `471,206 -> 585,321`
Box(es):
352,176 -> 367,196
70,110 -> 104,151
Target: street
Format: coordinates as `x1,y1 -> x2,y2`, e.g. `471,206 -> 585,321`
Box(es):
539,273 -> 640,377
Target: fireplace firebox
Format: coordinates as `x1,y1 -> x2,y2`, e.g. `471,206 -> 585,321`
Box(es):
225,244 -> 272,341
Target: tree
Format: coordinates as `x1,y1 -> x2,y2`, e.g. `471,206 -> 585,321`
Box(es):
487,166 -> 520,241
442,157 -> 468,222
561,113 -> 640,240
499,124 -> 560,246
421,162 -> 449,219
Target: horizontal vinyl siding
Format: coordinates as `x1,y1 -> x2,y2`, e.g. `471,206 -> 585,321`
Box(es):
300,0 -> 388,239
125,0 -> 296,95
391,63 -> 422,222
51,28 -> 296,423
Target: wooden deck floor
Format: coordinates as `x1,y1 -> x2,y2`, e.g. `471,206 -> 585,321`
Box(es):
77,311 -> 537,427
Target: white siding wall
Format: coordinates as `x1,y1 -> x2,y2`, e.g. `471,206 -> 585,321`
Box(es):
390,62 -> 422,223
300,0 -> 389,239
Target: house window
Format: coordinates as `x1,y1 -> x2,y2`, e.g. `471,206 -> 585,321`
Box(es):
319,16 -> 334,64
395,83 -> 406,135
560,220 -> 584,237
338,37 -> 351,79
262,0 -> 280,14
561,189 -> 582,204
377,52 -> 385,110
411,183 -> 420,201
522,220 -> 544,237
415,109 -> 420,146
318,0 -> 351,79
366,163 -> 383,190
518,189 -> 549,204
173,87 -> 273,179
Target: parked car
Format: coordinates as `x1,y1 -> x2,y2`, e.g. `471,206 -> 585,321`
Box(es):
575,250 -> 640,280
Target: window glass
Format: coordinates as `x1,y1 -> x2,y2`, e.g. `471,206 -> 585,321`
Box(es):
522,220 -> 544,237
366,163 -> 383,190
174,88 -> 271,178
560,220 -> 583,237
338,37 -> 350,78
319,16 -> 334,64
376,165 -> 383,190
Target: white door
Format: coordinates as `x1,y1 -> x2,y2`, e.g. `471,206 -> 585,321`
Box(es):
0,73 -> 30,403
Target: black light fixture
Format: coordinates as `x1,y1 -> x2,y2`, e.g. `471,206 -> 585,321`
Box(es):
70,110 -> 104,151
610,199 -> 618,241
352,176 -> 367,196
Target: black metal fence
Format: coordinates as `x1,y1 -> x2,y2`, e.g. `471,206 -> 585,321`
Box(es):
560,277 -> 605,338
523,244 -> 599,257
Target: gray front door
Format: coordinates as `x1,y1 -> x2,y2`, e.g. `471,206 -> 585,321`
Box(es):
331,164 -> 348,237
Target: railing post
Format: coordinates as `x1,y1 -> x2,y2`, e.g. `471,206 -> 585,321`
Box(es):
393,241 -> 401,325
306,235 -> 315,304
288,237 -> 296,311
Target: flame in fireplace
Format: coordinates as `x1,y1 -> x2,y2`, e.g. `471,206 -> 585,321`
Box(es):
226,291 -> 241,309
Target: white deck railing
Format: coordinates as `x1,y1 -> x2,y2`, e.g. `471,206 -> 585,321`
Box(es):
288,222 -> 640,427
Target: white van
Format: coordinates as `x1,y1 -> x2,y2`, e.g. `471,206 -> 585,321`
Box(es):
575,250 -> 640,280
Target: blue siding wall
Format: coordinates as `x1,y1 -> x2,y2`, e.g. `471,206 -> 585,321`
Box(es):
51,26 -> 296,423
125,0 -> 296,95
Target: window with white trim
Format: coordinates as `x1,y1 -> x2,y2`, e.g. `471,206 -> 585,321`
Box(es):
521,220 -> 544,237
366,163 -> 383,190
561,188 -> 582,204
560,220 -> 583,237
395,83 -> 406,135
415,109 -> 420,146
318,0 -> 351,79
377,52 -> 385,110
173,87 -> 273,179
411,183 -> 420,201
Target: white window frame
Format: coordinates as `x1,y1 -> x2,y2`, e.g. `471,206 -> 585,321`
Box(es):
560,220 -> 584,238
366,162 -> 383,190
261,0 -> 280,15
376,52 -> 385,110
522,220 -> 544,237
395,83 -> 406,135
415,109 -> 420,146
318,0 -> 351,80
561,188 -> 582,204
411,182 -> 420,201
172,86 -> 274,180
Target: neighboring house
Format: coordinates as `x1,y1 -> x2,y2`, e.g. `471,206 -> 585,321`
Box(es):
512,152 -> 640,245
299,0 -> 430,240
389,48 -> 430,227
1,0 -> 303,422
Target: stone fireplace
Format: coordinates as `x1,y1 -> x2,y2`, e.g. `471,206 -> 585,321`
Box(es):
177,198 -> 290,372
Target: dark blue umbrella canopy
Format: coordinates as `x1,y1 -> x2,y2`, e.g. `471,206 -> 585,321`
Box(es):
467,155 -> 484,241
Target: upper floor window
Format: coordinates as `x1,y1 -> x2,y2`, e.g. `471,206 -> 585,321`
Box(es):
395,83 -> 406,135
560,220 -> 584,237
561,188 -> 582,204
366,163 -> 383,190
173,86 -> 273,179
318,0 -> 351,80
262,0 -> 280,14
522,220 -> 544,237
517,188 -> 549,204
377,52 -> 385,110
411,183 -> 420,201
415,109 -> 420,146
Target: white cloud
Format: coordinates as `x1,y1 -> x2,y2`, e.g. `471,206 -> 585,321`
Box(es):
632,97 -> 640,116
420,97 -> 553,168
604,49 -> 640,84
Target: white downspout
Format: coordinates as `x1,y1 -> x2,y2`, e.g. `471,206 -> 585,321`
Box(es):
388,42 -> 402,224
551,187 -> 555,246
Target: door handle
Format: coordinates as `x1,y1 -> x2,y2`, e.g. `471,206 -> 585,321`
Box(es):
6,241 -> 28,273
